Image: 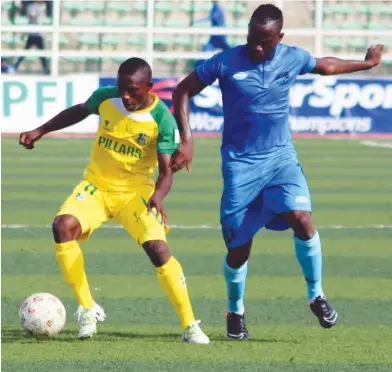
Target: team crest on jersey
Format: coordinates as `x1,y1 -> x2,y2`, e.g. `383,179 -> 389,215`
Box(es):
275,72 -> 289,86
137,133 -> 147,145
76,192 -> 85,201
233,72 -> 247,80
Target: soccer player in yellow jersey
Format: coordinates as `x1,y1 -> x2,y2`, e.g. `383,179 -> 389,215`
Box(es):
19,58 -> 210,343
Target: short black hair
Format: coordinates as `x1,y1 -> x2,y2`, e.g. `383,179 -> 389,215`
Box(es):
118,57 -> 152,82
250,4 -> 283,30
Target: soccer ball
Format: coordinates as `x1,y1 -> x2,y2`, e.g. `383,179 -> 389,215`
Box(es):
19,293 -> 66,337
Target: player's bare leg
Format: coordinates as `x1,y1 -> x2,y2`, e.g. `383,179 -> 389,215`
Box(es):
53,215 -> 106,339
224,240 -> 252,340
142,240 -> 209,344
280,210 -> 338,328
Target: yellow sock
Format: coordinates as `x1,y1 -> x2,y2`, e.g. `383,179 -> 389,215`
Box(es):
55,241 -> 94,309
156,256 -> 196,328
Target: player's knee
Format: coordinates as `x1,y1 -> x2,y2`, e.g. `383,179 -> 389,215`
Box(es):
142,240 -> 171,267
52,215 -> 82,243
292,211 -> 315,240
227,242 -> 251,268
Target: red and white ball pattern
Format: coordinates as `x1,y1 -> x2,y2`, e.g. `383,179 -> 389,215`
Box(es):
19,293 -> 66,336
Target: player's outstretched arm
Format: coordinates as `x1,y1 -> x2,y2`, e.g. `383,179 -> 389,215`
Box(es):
312,44 -> 384,75
171,71 -> 208,173
147,153 -> 174,224
19,102 -> 90,149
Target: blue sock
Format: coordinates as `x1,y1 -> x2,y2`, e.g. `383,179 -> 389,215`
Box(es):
294,231 -> 324,301
224,257 -> 248,314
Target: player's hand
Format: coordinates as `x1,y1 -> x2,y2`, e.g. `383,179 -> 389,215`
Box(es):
169,138 -> 194,173
19,129 -> 44,150
147,194 -> 168,225
365,44 -> 384,67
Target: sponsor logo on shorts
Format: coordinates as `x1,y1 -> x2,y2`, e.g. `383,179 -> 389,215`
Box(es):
295,196 -> 309,203
233,72 -> 247,80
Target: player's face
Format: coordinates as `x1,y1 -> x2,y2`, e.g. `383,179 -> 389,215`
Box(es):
246,21 -> 283,63
117,71 -> 152,111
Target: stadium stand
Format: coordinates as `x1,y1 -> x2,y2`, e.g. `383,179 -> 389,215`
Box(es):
1,0 -> 391,76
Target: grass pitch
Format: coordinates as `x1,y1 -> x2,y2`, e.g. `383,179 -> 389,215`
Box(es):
2,137 -> 392,372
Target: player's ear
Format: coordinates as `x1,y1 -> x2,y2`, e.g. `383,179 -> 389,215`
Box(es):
279,32 -> 284,41
148,81 -> 153,88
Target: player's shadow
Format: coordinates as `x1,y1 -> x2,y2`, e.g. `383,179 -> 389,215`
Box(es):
210,334 -> 282,343
1,329 -> 179,343
1,328 -> 40,344
96,330 -> 180,342
2,328 -> 284,344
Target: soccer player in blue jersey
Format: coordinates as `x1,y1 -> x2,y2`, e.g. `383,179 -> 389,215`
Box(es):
171,4 -> 384,339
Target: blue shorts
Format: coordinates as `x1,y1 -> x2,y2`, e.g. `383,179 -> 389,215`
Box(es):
220,161 -> 312,249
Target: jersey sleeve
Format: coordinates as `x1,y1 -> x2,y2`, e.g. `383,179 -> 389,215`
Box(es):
293,47 -> 317,75
196,52 -> 223,85
86,86 -> 119,115
151,102 -> 180,155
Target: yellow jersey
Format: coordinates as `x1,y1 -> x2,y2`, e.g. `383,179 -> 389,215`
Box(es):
83,86 -> 179,191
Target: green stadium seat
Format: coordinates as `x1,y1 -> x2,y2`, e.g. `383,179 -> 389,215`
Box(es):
366,4 -> 384,15
165,19 -> 188,28
380,5 -> 392,15
226,2 -> 247,15
68,18 -> 90,26
1,1 -> 12,11
161,58 -> 178,65
102,35 -> 122,46
79,35 -> 100,47
193,21 -> 210,28
106,18 -> 146,27
359,4 -> 371,15
62,1 -> 85,13
199,35 -> 209,45
368,21 -> 389,30
107,2 -> 131,12
340,21 -> 362,30
322,4 -> 334,15
42,16 -> 52,25
180,2 -> 194,14
193,2 -> 211,13
46,34 -> 69,47
133,1 -> 147,13
84,1 -> 105,12
112,57 -> 128,64
322,20 -> 339,29
324,37 -> 345,49
1,33 -> 19,46
127,35 -> 146,47
348,38 -> 367,49
235,18 -> 249,29
374,39 -> 391,49
382,60 -> 392,66
175,35 -> 193,48
1,17 -> 11,26
333,3 -> 354,15
14,16 -> 29,25
153,35 -> 170,47
155,2 -> 172,14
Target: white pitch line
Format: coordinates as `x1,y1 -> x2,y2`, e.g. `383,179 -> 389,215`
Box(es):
360,141 -> 392,149
1,224 -> 392,230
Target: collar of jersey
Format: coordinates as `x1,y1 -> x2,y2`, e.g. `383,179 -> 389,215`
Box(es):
131,93 -> 159,114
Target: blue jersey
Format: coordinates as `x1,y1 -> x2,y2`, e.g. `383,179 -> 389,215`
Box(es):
197,44 -> 316,244
196,44 -> 316,157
